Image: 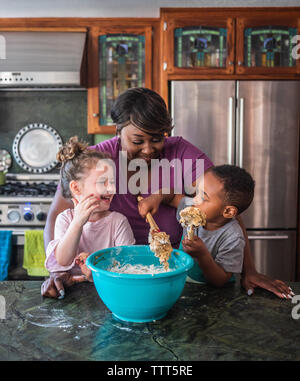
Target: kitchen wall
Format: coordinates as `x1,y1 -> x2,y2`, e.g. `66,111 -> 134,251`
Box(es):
0,91 -> 93,173
1,0 -> 299,17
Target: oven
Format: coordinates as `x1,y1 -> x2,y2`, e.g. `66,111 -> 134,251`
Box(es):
0,173 -> 59,280
0,89 -> 93,280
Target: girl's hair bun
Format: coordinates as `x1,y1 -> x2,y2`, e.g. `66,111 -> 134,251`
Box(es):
57,136 -> 89,163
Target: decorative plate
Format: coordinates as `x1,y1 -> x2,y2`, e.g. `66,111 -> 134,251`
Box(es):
0,149 -> 12,172
13,123 -> 63,173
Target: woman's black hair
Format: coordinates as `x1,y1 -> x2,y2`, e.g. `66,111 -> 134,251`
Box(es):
111,87 -> 173,136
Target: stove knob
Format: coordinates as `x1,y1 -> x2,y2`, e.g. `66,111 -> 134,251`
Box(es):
7,210 -> 21,223
36,211 -> 47,221
24,211 -> 34,221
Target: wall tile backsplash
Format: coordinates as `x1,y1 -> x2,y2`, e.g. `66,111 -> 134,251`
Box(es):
0,90 -> 93,173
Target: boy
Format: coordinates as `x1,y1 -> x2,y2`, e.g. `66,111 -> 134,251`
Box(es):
176,165 -> 255,287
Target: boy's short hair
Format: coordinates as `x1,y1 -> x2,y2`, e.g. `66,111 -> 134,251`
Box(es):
208,165 -> 255,214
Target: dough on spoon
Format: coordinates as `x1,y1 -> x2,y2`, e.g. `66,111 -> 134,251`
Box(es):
149,230 -> 173,270
179,206 -> 206,240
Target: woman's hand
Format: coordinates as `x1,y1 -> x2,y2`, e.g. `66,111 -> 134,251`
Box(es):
241,269 -> 295,299
75,252 -> 93,282
138,194 -> 163,218
41,271 -> 87,299
72,194 -> 100,226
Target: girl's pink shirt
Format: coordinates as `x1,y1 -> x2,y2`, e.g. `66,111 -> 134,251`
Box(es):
45,209 -> 135,274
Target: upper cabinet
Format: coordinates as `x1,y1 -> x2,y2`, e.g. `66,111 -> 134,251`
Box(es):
1,12 -> 299,134
236,14 -> 300,74
160,8 -> 300,103
87,22 -> 157,134
161,12 -> 235,76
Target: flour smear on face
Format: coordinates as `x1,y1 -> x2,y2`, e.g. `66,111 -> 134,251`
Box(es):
107,365 -> 141,378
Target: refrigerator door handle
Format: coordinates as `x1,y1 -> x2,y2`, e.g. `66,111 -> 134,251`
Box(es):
227,97 -> 234,165
248,235 -> 289,240
238,97 -> 245,168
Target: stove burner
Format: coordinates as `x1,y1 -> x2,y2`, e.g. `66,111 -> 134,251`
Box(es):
0,181 -> 57,197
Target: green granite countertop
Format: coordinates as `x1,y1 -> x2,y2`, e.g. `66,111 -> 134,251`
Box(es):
0,280 -> 299,361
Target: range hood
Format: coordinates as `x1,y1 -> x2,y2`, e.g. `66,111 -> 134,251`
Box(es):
0,31 -> 86,87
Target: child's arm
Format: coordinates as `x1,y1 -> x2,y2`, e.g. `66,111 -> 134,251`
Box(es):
55,194 -> 100,266
182,236 -> 232,287
55,219 -> 83,266
75,252 -> 93,282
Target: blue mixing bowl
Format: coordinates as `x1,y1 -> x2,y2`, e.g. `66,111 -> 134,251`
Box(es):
86,245 -> 194,323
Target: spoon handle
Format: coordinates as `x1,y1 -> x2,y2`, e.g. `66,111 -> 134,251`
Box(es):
137,196 -> 160,232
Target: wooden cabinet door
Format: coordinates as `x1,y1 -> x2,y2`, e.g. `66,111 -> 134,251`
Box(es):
161,12 -> 235,77
236,13 -> 300,75
88,25 -> 152,134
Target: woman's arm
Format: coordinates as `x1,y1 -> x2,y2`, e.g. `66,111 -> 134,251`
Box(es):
138,188 -> 176,217
235,215 -> 255,272
43,188 -> 73,250
236,215 -> 293,299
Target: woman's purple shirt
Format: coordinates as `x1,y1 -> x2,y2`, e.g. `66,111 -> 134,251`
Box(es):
90,136 -> 213,247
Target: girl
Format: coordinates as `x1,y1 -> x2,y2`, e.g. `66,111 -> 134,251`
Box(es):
43,137 -> 135,298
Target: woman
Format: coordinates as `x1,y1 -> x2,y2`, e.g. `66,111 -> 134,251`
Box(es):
42,87 -> 293,299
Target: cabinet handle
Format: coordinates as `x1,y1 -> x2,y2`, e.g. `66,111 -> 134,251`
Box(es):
227,97 -> 234,165
238,61 -> 243,66
238,98 -> 244,168
93,113 -> 99,117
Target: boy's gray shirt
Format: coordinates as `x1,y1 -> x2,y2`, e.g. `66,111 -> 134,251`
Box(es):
177,197 -> 245,274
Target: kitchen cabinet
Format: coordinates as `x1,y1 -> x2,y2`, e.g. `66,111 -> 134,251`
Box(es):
236,13 -> 300,75
0,17 -> 160,135
161,13 -> 235,76
160,8 -> 300,104
87,23 -> 156,134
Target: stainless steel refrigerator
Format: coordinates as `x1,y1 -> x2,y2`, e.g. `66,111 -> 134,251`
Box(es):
171,80 -> 299,281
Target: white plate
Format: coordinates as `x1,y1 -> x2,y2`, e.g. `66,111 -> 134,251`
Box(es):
13,123 -> 63,173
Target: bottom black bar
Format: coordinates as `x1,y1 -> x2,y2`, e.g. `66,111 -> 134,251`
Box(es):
1,360 -> 300,378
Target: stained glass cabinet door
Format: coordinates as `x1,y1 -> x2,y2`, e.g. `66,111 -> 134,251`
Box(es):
99,34 -> 146,126
162,17 -> 235,75
174,26 -> 228,69
88,26 -> 152,134
236,17 -> 300,74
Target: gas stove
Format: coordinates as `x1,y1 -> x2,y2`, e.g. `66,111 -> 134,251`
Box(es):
0,173 -> 59,227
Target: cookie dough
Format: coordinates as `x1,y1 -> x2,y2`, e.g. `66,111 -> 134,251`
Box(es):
149,230 -> 173,270
179,206 -> 206,240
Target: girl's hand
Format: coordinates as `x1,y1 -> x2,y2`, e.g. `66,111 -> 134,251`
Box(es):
75,252 -> 93,282
241,269 -> 294,299
72,194 -> 100,226
138,194 -> 163,218
41,271 -> 87,299
182,236 -> 206,258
